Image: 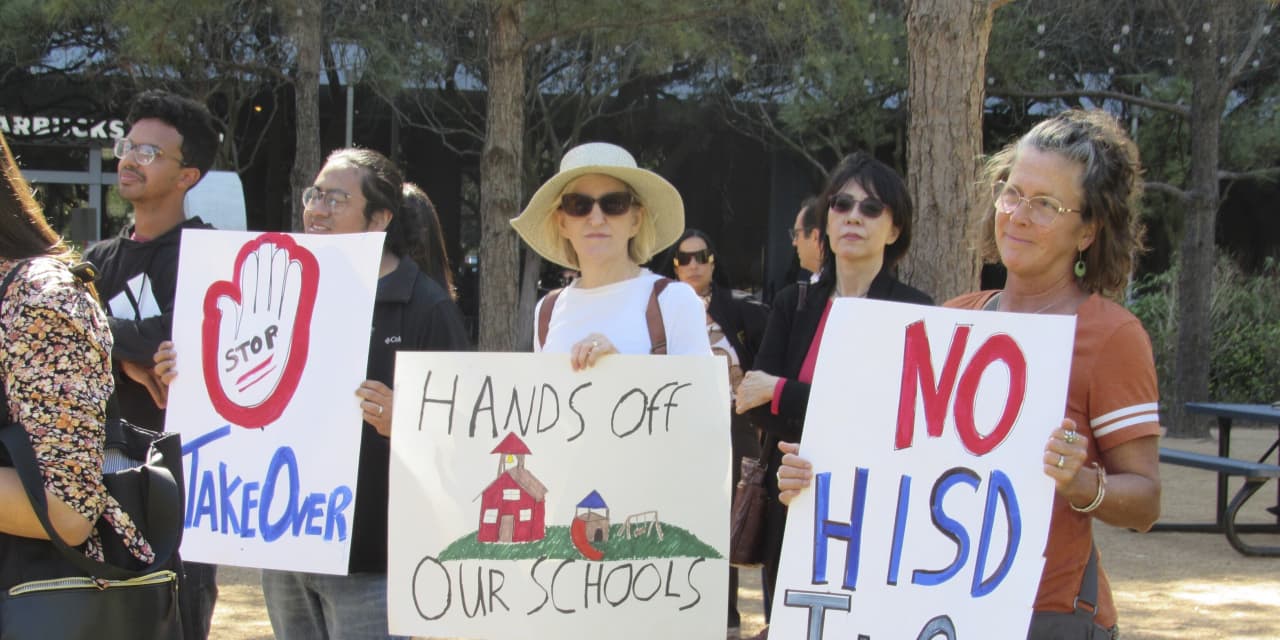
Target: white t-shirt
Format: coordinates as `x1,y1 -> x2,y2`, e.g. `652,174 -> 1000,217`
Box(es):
534,269 -> 712,356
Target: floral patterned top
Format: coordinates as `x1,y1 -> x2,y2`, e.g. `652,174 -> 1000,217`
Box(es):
1,257 -> 153,564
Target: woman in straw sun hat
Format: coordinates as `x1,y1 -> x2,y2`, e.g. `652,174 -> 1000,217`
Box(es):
511,141 -> 711,367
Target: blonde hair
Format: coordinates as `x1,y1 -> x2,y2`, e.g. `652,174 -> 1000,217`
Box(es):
547,175 -> 657,269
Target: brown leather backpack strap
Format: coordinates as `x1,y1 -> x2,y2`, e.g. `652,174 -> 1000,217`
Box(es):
646,278 -> 671,355
537,289 -> 562,350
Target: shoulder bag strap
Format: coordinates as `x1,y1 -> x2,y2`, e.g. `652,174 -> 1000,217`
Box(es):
0,259 -> 181,580
537,288 -> 562,351
1075,544 -> 1101,616
647,278 -> 671,355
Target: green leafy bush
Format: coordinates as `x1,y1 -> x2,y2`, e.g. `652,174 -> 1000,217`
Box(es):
1128,257 -> 1280,405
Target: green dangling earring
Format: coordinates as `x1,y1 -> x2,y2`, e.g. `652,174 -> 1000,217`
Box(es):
1074,252 -> 1087,278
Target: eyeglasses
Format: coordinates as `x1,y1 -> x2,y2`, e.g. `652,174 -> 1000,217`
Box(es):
673,249 -> 714,267
113,138 -> 182,167
787,227 -> 809,241
559,192 -> 635,217
301,186 -> 353,212
828,193 -> 887,219
992,181 -> 1081,227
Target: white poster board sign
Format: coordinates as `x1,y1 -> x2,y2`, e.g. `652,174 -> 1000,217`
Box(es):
387,353 -> 732,639
166,229 -> 384,574
770,298 -> 1075,639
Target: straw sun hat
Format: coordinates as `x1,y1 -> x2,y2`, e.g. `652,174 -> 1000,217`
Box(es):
510,142 -> 685,269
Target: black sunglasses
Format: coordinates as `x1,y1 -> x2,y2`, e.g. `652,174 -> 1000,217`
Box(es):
829,193 -> 888,219
559,192 -> 635,217
673,249 -> 714,267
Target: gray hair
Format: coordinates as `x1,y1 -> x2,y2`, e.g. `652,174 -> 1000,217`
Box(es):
976,109 -> 1145,297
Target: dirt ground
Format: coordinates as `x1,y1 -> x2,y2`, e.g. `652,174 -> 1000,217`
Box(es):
208,426 -> 1280,639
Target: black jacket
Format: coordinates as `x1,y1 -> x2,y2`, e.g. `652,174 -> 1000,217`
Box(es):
349,257 -> 471,574
706,284 -> 769,373
749,268 -> 933,592
749,269 -> 934,444
83,217 -> 215,430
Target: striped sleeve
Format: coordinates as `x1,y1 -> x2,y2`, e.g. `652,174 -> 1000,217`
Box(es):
1090,317 -> 1162,449
1091,401 -> 1160,438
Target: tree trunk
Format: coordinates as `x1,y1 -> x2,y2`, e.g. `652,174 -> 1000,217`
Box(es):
478,1 -> 525,351
516,249 -> 541,350
286,0 -> 322,233
898,0 -> 993,301
1168,8 -> 1228,439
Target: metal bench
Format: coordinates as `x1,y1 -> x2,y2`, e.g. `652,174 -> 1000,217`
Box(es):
1154,447 -> 1280,556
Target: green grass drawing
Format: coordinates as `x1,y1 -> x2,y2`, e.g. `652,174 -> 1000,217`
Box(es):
437,523 -> 722,562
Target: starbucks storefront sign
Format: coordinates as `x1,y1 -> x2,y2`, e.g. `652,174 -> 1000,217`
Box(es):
1,114 -> 126,141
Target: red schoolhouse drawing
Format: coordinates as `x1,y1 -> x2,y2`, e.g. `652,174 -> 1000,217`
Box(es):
477,433 -> 548,543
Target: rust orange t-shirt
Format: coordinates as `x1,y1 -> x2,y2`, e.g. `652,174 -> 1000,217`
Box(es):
947,291 -> 1161,629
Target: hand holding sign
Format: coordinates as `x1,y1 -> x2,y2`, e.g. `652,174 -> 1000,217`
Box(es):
1044,419 -> 1091,496
154,341 -> 178,386
775,441 -> 813,506
356,379 -> 394,437
202,233 -> 320,428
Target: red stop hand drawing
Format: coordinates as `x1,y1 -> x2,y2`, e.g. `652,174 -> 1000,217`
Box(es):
201,233 -> 319,428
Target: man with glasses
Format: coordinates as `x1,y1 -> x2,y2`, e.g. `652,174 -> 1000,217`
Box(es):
83,89 -> 221,640
790,196 -> 823,278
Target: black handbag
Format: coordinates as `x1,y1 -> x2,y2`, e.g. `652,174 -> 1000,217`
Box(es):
0,259 -> 185,639
1027,546 -> 1118,640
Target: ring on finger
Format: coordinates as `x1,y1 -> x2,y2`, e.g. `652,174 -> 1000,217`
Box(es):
1056,454 -> 1065,469
1064,430 -> 1078,445
376,404 -> 384,417
591,340 -> 600,350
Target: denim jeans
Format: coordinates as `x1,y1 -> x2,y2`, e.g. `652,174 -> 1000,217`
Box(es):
180,560 -> 218,640
261,569 -> 407,640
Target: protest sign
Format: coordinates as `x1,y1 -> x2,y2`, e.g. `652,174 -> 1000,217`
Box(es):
387,353 -> 731,639
770,298 -> 1075,639
166,229 -> 384,573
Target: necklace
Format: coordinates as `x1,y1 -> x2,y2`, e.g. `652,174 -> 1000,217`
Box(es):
992,292 -> 1073,314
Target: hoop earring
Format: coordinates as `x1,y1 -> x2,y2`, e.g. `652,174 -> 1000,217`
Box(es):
1074,252 -> 1087,278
